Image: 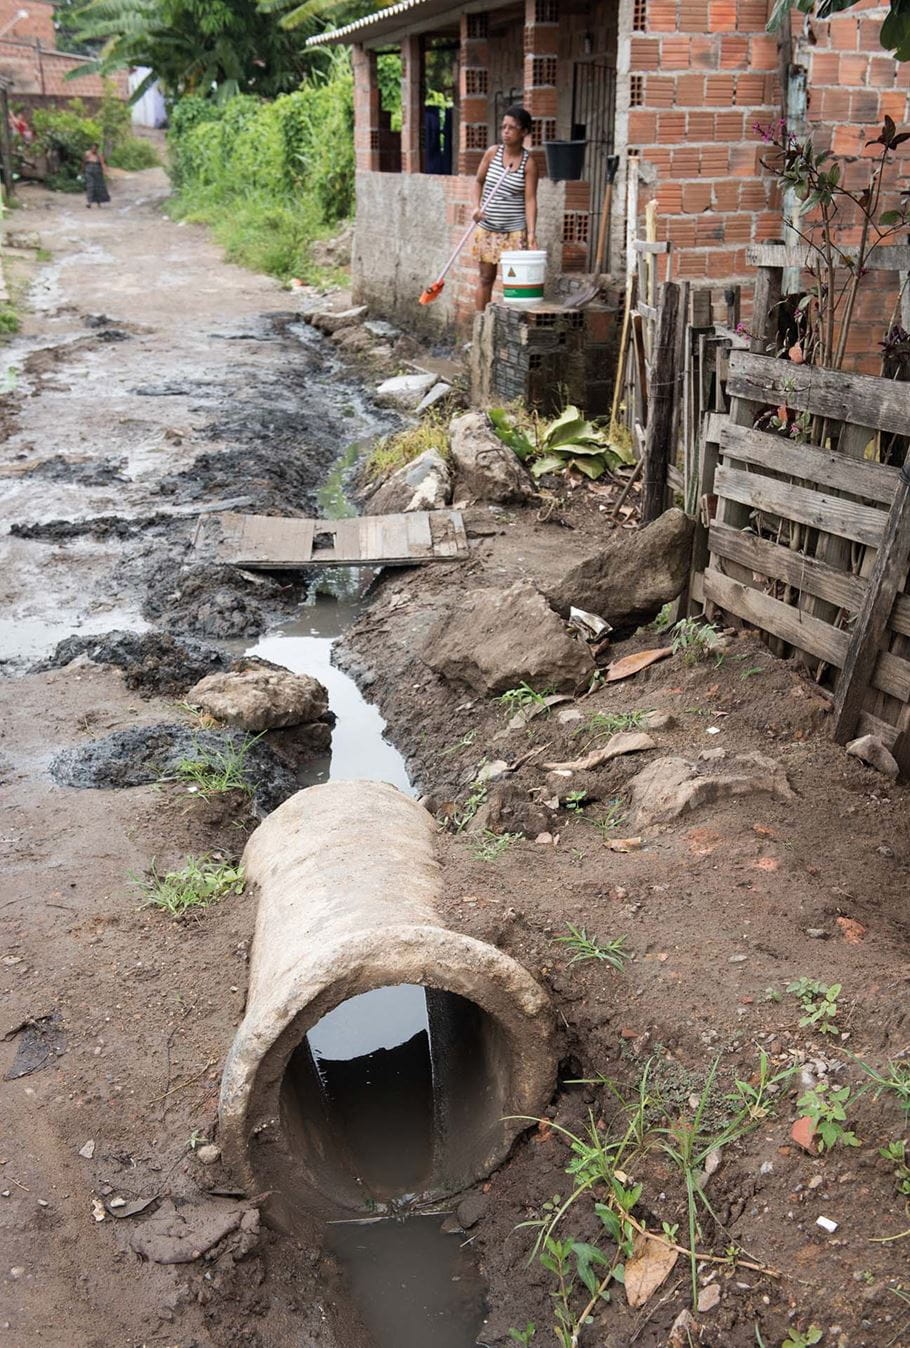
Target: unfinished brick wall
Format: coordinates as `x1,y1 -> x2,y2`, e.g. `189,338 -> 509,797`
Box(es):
628,0 -> 783,284
796,0 -> 910,371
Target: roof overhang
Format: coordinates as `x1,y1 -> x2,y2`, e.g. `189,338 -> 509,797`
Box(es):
306,0 -> 515,49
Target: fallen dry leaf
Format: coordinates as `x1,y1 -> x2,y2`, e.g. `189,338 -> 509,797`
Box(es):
604,647 -> 672,683
543,731 -> 656,772
668,1308 -> 703,1347
836,916 -> 866,944
606,836 -> 643,853
791,1115 -> 818,1154
624,1231 -> 678,1308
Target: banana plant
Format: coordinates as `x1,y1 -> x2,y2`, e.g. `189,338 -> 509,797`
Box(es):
488,404 -> 635,481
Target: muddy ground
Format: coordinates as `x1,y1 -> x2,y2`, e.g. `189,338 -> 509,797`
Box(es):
1,166 -> 909,1348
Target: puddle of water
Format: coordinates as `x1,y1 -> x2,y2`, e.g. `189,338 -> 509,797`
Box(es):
326,1214 -> 487,1348
245,594 -> 411,794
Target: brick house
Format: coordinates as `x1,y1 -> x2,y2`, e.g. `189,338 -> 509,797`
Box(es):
0,0 -> 128,109
309,0 -> 910,375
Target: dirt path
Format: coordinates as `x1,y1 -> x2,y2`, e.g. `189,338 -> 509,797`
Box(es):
0,170 -> 382,1348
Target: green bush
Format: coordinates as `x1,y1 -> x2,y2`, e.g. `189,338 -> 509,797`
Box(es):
32,102 -> 101,187
166,51 -> 354,281
107,138 -> 160,170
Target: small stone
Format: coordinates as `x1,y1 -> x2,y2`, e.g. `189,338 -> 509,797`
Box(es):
877,844 -> 894,857
807,1175 -> 823,1190
704,1149 -> 722,1177
845,734 -> 899,778
37,1199 -> 49,1208
759,1161 -> 773,1176
639,710 -> 675,730
697,1282 -> 721,1312
791,1116 -> 818,1154
806,928 -> 828,939
195,1144 -> 221,1166
816,1215 -> 838,1233
78,1140 -> 95,1160
729,954 -> 748,963
9,1268 -> 24,1280
91,1198 -> 106,1222
455,1193 -> 487,1229
535,832 -> 553,845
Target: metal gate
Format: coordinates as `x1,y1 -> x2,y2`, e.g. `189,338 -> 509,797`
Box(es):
571,61 -> 617,268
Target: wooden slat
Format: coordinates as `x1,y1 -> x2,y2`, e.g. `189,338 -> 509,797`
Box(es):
726,350 -> 910,436
890,593 -> 910,638
872,650 -> 910,702
707,522 -> 868,613
637,301 -> 657,322
199,510 -> 469,568
856,709 -> 899,748
717,420 -> 899,505
835,452 -> 910,737
747,244 -> 910,271
634,240 -> 671,254
703,569 -> 849,666
714,465 -> 886,548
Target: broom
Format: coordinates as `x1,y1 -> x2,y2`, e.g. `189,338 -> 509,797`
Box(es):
418,164 -> 512,305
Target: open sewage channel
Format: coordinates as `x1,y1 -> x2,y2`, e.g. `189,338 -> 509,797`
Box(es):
3,311 -> 493,1348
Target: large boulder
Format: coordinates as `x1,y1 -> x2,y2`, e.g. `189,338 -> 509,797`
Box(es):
187,664 -> 330,732
449,411 -> 535,504
366,448 -> 453,514
422,581 -> 594,694
543,508 -> 695,627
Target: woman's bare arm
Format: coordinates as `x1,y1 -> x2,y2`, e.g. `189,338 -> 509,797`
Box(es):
524,153 -> 539,248
472,146 -> 497,223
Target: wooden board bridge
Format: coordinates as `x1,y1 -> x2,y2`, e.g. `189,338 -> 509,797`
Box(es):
193,509 -> 469,569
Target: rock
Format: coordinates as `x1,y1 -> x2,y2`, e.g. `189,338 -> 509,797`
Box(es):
422,582 -> 595,695
628,752 -> 793,829
448,411 -> 535,504
696,1283 -> 721,1313
543,731 -> 656,771
333,326 -> 374,354
456,1193 -> 487,1228
845,734 -> 899,778
375,372 -> 436,409
195,1144 -> 221,1166
367,448 -> 453,514
364,319 -> 400,340
310,305 -> 368,335
416,381 -> 453,414
78,1140 -> 95,1159
542,508 -> 695,626
639,710 -> 675,730
186,665 -> 329,732
791,1115 -> 818,1154
129,1198 -> 251,1264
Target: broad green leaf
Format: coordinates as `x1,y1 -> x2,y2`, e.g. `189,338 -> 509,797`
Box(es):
567,455 -> 607,479
545,416 -> 593,449
530,453 -> 568,478
571,1242 -> 612,1295
488,408 -> 535,460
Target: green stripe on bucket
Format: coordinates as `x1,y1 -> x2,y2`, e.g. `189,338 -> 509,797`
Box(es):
504,284 -> 544,298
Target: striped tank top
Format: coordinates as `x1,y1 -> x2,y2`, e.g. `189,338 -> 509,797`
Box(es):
480,143 -> 529,234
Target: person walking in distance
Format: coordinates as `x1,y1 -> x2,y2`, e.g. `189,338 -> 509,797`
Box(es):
471,106 -> 538,312
83,144 -> 110,208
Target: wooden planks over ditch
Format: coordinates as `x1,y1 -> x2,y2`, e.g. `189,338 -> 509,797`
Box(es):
688,346 -> 910,765
193,509 -> 469,568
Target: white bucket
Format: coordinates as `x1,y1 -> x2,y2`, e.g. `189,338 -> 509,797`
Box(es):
500,249 -> 547,307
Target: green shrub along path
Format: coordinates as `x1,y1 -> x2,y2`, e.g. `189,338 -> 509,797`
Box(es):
166,49 -> 354,283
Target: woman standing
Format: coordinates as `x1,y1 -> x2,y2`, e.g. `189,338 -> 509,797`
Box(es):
83,144 -> 110,209
471,106 -> 538,312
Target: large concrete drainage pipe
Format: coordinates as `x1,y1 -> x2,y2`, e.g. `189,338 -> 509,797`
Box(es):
220,780 -> 556,1227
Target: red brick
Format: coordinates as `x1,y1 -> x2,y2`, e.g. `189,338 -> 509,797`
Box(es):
839,54 -> 869,85
810,52 -> 839,83
859,18 -> 883,48
682,181 -> 713,211
646,1 -> 678,30
831,123 -> 865,155
866,57 -> 896,89
729,143 -> 761,175
690,35 -> 720,68
629,109 -> 659,141
828,14 -> 859,48
737,0 -> 769,27
678,0 -> 710,26
660,36 -> 692,68
708,0 -> 737,29
719,35 -> 749,67
630,36 -> 660,68
641,146 -> 673,174
676,74 -> 706,104
527,87 -> 558,116
645,75 -> 676,107
880,90 -> 909,120
700,144 -> 730,173
755,209 -> 783,239
705,74 -> 736,105
852,90 -> 883,123
749,34 -> 779,69
688,110 -> 716,138
815,87 -> 852,120
657,182 -> 685,213
715,110 -> 745,138
676,250 -> 710,278
695,216 -> 725,244
667,217 -> 698,247
670,145 -> 702,175
723,214 -> 753,242
658,110 -> 688,139
713,180 -> 740,209
740,178 -> 770,207
736,73 -> 766,104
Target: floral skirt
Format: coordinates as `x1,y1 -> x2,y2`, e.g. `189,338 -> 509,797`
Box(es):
472,226 -> 528,265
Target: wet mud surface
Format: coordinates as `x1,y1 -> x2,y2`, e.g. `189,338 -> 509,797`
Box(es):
34,629 -> 228,696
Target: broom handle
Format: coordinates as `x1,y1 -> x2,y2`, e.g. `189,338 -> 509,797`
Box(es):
430,164 -> 512,285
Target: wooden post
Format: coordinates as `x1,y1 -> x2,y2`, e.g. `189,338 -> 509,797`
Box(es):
640,280 -> 681,524
833,448 -> 910,744
0,84 -> 15,208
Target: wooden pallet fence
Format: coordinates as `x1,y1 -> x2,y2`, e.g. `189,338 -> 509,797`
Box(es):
689,346 -> 910,763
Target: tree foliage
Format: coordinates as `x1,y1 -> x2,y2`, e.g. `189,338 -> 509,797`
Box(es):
769,0 -> 910,62
64,0 -> 318,100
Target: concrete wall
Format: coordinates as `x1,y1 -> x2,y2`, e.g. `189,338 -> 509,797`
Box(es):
353,168 -> 567,335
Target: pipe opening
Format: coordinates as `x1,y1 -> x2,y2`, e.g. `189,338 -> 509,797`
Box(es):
280,983 -> 506,1210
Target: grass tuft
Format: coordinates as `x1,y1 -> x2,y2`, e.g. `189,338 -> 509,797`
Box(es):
169,733 -> 262,799
365,410 -> 451,480
131,855 -> 244,918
